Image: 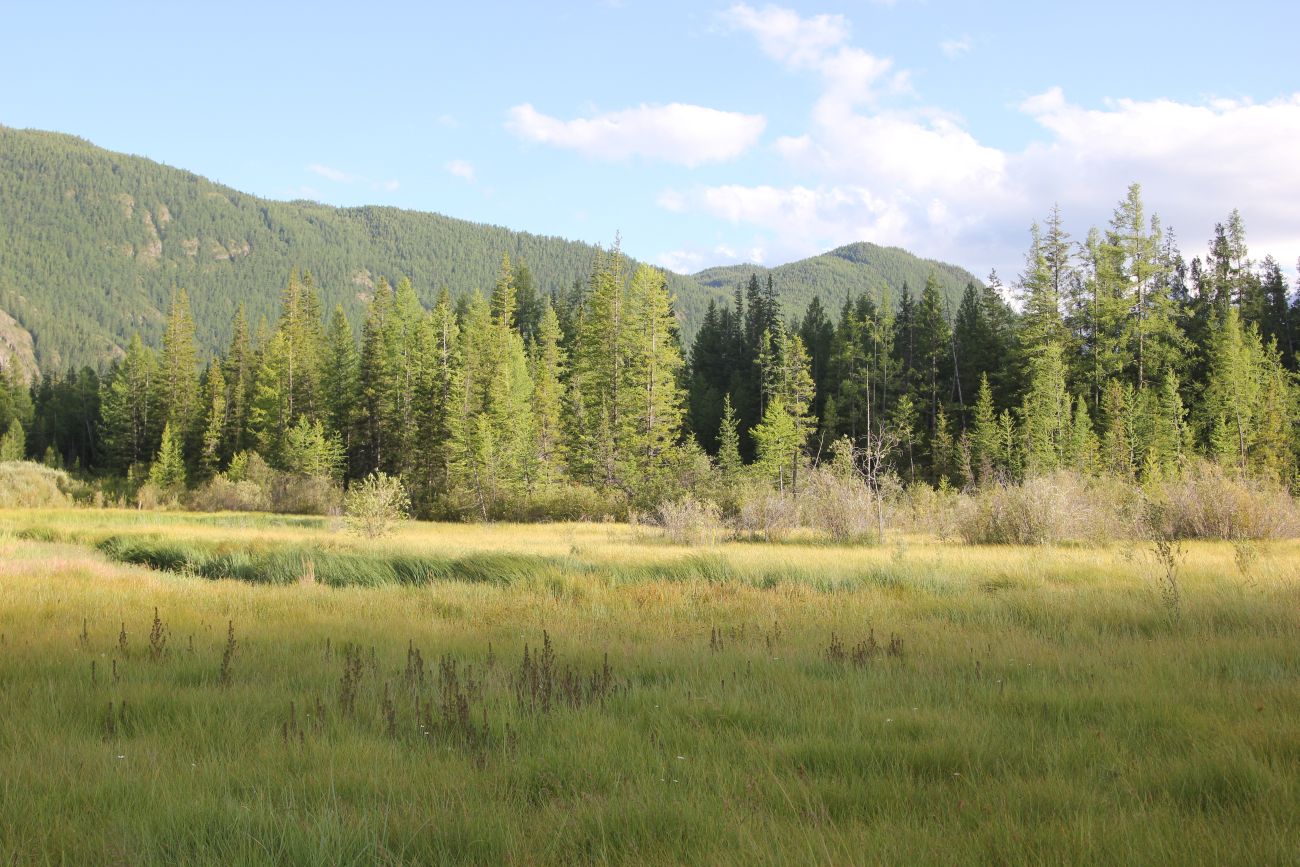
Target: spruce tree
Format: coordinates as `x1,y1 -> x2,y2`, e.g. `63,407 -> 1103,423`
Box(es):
160,289 -> 200,451
100,334 -> 162,471
197,361 -> 227,479
148,422 -> 187,495
0,418 -> 25,462
530,298 -> 567,488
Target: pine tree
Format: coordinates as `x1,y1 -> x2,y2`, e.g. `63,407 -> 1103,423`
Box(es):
1202,306 -> 1260,472
320,305 -> 359,462
0,418 -> 25,462
751,396 -> 799,491
716,394 -> 743,482
1144,369 -> 1187,480
621,264 -> 686,493
530,298 -> 567,488
148,422 -> 187,495
1019,341 -> 1070,476
358,278 -> 395,474
412,289 -> 461,508
100,334 -> 162,471
1100,378 -> 1136,478
197,361 -> 227,478
970,374 -> 1000,485
160,289 -> 200,451
223,304 -> 255,457
570,245 -> 627,485
1064,394 -> 1098,474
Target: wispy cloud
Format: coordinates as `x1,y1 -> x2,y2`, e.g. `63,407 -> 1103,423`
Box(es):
307,163 -> 355,183
506,102 -> 765,167
444,159 -> 476,182
940,35 -> 971,59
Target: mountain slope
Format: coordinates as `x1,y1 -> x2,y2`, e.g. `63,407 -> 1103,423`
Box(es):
0,125 -> 981,374
0,126 -> 724,373
694,242 -> 982,320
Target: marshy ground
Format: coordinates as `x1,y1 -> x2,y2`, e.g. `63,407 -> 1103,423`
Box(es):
0,509 -> 1297,864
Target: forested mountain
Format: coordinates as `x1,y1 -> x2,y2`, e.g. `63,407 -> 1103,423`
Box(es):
0,125 -> 977,375
0,126 -> 717,373
695,241 -> 982,320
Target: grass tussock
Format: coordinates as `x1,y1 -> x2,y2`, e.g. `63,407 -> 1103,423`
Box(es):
95,534 -> 558,588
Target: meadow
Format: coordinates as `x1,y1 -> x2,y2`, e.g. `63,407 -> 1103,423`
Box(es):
0,508 -> 1297,864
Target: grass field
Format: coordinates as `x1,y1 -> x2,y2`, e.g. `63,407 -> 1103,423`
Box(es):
1,508 -> 1297,864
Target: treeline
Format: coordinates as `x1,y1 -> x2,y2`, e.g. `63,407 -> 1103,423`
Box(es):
5,184 -> 1300,518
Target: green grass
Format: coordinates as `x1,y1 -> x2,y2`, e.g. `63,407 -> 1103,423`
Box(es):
0,509 -> 1297,864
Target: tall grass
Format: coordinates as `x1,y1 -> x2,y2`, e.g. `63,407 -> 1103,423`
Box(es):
1,509 -> 1297,863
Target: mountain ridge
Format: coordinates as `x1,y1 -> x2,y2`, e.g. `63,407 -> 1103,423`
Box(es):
0,124 -> 981,374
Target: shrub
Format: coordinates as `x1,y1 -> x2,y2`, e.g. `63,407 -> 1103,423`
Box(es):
345,472 -> 410,538
273,473 -> 342,516
0,461 -> 78,508
187,476 -> 271,513
733,484 -> 801,542
955,471 -> 1147,545
1148,462 -> 1300,540
656,495 -> 724,546
800,468 -> 879,543
887,482 -> 958,538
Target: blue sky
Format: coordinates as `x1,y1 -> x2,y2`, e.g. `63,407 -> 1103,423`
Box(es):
4,0 -> 1299,279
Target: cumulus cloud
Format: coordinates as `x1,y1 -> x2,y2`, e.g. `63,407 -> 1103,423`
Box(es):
506,102 -> 766,167
682,3 -> 1300,273
444,159 -> 476,182
307,163 -> 355,183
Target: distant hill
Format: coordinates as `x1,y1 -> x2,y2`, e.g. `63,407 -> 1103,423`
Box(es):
694,242 -> 982,320
0,125 -> 981,374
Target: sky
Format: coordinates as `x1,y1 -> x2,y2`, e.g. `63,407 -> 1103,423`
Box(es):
3,0 -> 1299,281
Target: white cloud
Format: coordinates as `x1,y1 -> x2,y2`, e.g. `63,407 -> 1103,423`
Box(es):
506,102 -> 766,167
940,35 -> 971,59
723,3 -> 902,108
445,159 -> 476,182
437,114 -> 459,128
657,249 -> 707,274
307,163 -> 355,183
680,4 -> 1300,274
721,3 -> 849,68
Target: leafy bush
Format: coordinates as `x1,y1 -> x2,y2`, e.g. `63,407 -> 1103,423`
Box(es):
345,473 -> 410,538
656,495 -> 724,546
0,461 -> 79,508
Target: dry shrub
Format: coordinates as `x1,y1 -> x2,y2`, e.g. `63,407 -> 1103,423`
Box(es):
187,476 -> 271,513
0,461 -> 78,508
1148,462 -> 1300,540
273,474 -> 342,516
888,482 -> 958,538
734,484 -> 800,542
956,471 -> 1144,545
799,467 -> 879,543
656,495 -> 724,546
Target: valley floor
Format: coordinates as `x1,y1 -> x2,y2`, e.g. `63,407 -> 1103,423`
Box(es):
0,510 -> 1297,864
